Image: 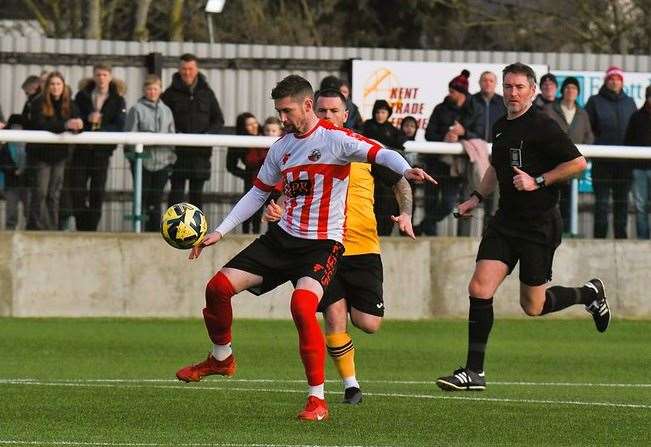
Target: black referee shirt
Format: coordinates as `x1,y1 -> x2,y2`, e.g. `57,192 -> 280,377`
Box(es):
489,106 -> 582,243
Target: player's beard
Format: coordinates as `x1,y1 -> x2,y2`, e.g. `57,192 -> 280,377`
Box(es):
283,122 -> 297,133
283,114 -> 307,134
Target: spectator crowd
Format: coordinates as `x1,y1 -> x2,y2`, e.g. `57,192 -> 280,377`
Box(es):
1,57 -> 650,239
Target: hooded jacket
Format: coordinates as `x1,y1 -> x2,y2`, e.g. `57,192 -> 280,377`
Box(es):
361,100 -> 403,149
424,94 -> 482,142
124,97 -> 177,171
75,78 -> 127,156
160,72 -> 224,160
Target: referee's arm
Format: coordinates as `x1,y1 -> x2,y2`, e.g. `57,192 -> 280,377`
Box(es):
475,165 -> 498,198
514,156 -> 587,192
538,156 -> 587,187
456,166 -> 498,216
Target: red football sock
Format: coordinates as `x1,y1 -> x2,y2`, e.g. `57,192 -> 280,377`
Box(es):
290,289 -> 325,386
203,272 -> 236,345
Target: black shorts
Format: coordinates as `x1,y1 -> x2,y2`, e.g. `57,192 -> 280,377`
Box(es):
476,225 -> 559,286
317,254 -> 384,317
224,224 -> 344,296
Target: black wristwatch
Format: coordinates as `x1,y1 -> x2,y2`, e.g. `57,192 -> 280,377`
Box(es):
470,190 -> 484,203
535,175 -> 546,188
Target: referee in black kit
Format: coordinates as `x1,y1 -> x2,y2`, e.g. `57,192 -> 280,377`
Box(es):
436,63 -> 611,391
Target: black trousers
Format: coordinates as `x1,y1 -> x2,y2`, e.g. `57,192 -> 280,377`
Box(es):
592,162 -> 631,239
70,149 -> 111,231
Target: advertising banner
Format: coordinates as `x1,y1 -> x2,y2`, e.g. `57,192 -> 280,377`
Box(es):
552,70 -> 651,107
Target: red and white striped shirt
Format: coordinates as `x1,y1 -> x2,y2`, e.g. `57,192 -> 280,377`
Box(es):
255,119 -> 381,242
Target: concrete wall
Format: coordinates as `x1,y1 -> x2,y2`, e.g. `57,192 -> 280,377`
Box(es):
0,232 -> 649,319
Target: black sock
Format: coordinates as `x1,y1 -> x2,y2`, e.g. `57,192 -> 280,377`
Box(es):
465,296 -> 493,373
540,285 -> 595,315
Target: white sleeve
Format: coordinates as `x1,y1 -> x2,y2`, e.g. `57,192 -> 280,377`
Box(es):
374,148 -> 411,176
337,131 -> 382,163
256,143 -> 282,187
215,186 -> 270,236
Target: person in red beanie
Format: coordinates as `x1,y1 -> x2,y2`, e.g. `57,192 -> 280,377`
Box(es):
422,69 -> 482,235
585,66 -> 637,239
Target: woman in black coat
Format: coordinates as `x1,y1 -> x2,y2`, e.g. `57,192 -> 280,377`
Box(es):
26,71 -> 83,230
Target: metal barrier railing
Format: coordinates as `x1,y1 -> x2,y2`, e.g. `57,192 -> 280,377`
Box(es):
1,129 -> 650,234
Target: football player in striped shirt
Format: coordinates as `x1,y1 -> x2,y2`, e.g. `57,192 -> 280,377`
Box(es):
175,75 -> 434,421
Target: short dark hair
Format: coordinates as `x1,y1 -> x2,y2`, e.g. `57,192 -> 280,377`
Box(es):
314,88 -> 347,108
21,75 -> 40,89
320,75 -> 343,91
180,53 -> 198,64
93,63 -> 112,73
503,62 -> 537,86
271,75 -> 314,101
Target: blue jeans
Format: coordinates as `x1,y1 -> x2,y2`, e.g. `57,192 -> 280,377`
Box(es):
632,168 -> 651,239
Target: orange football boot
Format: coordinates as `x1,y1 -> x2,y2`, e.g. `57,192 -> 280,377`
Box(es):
297,395 -> 329,421
176,353 -> 236,382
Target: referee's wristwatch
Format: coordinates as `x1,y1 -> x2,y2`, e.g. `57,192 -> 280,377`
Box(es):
535,175 -> 546,188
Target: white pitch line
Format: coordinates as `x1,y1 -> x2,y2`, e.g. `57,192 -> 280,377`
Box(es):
1,377 -> 650,388
0,441 -> 381,447
1,379 -> 649,410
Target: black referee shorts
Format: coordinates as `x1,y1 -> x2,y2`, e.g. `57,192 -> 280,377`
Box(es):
317,253 -> 385,317
224,224 -> 344,296
476,225 -> 559,287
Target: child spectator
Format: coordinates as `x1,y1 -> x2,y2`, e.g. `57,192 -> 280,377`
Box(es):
263,116 -> 283,137
124,74 -> 176,232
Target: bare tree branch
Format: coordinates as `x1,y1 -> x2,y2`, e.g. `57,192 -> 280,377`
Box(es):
85,0 -> 101,39
169,0 -> 184,41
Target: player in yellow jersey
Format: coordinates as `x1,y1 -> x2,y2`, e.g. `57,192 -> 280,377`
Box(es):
265,88 -> 417,404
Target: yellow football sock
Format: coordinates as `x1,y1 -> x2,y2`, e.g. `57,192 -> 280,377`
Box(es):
326,332 -> 356,380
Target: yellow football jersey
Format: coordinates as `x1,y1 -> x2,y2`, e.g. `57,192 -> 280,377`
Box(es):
343,162 -> 381,255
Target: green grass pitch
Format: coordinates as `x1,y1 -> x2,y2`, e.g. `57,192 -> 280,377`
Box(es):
0,317 -> 649,446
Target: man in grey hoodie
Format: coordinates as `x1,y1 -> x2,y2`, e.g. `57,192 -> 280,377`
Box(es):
124,74 -> 176,232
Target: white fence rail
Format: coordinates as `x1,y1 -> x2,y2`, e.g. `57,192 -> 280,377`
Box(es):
3,130 -> 651,158
2,130 -> 650,233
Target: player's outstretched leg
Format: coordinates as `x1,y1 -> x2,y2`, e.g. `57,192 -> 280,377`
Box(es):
540,278 -> 611,332
292,289 -> 328,421
583,278 -> 611,332
326,332 -> 362,404
437,296 -> 491,391
176,272 -> 237,382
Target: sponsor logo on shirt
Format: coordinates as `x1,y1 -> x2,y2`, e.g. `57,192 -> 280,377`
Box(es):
284,179 -> 312,198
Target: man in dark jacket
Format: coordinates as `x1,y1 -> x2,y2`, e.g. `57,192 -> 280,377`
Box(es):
585,66 -> 637,239
626,85 -> 651,239
73,63 -> 127,231
162,53 -> 225,211
471,71 -> 506,143
422,70 -> 482,235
